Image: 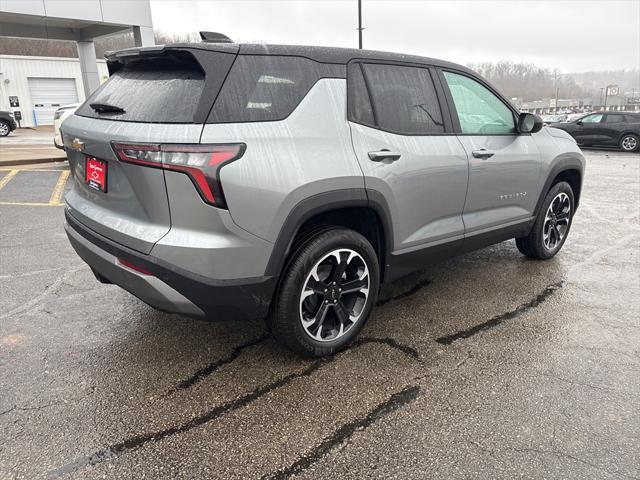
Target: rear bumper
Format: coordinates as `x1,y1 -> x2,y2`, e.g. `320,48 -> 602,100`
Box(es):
65,210 -> 276,321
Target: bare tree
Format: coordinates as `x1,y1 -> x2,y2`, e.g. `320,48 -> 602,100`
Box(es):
468,61 -> 592,101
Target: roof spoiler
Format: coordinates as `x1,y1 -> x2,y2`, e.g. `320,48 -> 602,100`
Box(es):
199,31 -> 233,43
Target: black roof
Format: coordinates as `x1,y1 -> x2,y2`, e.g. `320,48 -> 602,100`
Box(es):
106,42 -> 472,73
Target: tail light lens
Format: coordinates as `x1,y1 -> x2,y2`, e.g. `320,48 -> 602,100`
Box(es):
112,143 -> 246,208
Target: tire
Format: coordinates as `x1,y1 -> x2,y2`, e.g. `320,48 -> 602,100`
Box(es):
620,134 -> 639,152
0,121 -> 10,137
516,181 -> 574,260
268,227 -> 380,357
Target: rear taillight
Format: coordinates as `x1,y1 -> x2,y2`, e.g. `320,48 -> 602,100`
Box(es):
112,143 -> 245,208
117,258 -> 153,276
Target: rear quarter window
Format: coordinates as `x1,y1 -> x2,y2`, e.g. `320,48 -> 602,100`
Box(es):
208,55 -> 344,123
76,53 -> 207,123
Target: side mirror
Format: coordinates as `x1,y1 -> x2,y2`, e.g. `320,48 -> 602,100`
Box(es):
518,112 -> 543,134
576,120 -> 583,126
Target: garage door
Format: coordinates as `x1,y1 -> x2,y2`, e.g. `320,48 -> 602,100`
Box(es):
28,78 -> 79,125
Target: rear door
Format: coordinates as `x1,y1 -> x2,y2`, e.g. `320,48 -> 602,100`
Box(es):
63,48 -> 236,254
440,70 -> 541,234
348,62 -> 468,256
601,113 -> 626,144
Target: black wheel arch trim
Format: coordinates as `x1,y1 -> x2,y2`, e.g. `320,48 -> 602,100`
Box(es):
533,154 -> 584,218
263,188 -> 394,281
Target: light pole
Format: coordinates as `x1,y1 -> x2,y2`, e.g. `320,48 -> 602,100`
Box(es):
357,0 -> 364,49
554,70 -> 559,113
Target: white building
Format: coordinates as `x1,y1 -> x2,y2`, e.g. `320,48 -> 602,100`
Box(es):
0,55 -> 110,126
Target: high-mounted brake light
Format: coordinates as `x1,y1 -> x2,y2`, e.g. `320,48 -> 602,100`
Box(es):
112,143 -> 246,208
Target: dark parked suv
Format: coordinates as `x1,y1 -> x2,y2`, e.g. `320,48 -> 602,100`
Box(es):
0,111 -> 17,137
62,40 -> 585,357
550,112 -> 640,152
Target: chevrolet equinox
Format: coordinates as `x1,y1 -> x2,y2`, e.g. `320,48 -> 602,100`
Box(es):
62,38 -> 585,357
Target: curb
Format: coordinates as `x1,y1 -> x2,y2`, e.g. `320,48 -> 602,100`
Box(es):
0,157 -> 68,167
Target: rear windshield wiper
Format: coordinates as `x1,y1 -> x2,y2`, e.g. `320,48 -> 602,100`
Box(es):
89,102 -> 126,114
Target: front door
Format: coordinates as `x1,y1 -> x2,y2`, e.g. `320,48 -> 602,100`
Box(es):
573,112 -> 605,145
441,71 -> 541,237
347,62 -> 469,273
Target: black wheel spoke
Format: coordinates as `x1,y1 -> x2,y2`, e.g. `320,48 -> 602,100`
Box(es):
341,277 -> 367,294
306,277 -> 326,295
334,301 -> 350,325
332,254 -> 349,283
312,302 -> 329,339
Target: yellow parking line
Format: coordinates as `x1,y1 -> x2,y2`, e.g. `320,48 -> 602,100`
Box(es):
0,170 -> 18,191
49,170 -> 70,206
0,201 -> 60,207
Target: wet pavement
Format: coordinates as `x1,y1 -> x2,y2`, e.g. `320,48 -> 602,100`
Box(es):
1,149 -> 639,479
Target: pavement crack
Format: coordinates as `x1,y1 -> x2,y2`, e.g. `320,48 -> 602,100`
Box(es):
47,360 -> 327,479
166,334 -> 270,395
376,278 -> 432,306
354,336 -> 421,362
261,385 -> 420,480
47,337 -> 421,478
0,405 -> 16,416
435,280 -> 565,345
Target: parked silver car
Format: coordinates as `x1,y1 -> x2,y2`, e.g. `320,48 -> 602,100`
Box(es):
62,41 -> 585,356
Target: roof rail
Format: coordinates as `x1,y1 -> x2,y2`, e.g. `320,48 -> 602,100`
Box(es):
199,31 -> 233,43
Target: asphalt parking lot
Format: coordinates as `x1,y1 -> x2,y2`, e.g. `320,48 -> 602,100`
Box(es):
1,149 -> 639,479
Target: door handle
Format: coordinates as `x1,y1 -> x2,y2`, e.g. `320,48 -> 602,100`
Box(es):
368,149 -> 401,162
472,149 -> 495,159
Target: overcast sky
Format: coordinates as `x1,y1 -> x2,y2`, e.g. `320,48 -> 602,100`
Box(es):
150,0 -> 640,73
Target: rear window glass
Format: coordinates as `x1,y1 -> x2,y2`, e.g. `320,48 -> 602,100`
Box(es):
76,54 -> 204,123
605,114 -> 624,123
209,55 -> 340,123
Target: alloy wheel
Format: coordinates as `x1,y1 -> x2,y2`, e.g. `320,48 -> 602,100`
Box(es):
299,248 -> 370,342
0,122 -> 9,136
543,192 -> 571,250
621,135 -> 638,152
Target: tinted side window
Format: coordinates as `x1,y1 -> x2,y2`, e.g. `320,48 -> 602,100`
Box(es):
605,114 -> 624,123
443,71 -> 515,134
362,63 -> 445,134
349,64 -> 375,125
210,55 -> 337,123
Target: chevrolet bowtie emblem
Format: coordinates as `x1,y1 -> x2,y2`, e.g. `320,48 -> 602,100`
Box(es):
70,138 -> 85,152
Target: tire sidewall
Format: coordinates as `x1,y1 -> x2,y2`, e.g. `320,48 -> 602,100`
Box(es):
275,229 -> 380,357
533,181 -> 575,259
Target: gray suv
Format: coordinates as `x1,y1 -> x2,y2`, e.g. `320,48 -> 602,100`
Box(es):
62,41 -> 585,357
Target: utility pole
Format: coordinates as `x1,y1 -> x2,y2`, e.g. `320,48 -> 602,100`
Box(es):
358,0 -> 363,49
554,70 -> 559,113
